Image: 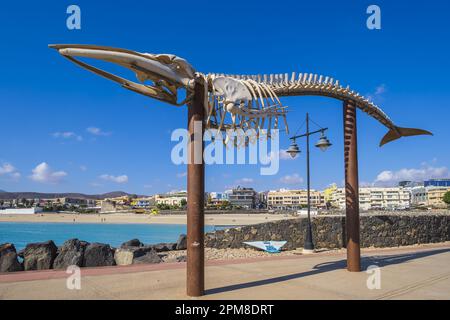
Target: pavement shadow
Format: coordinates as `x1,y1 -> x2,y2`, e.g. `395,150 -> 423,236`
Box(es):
360,247 -> 450,269
205,247 -> 450,295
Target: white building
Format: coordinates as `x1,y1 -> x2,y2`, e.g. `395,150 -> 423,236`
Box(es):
155,192 -> 187,206
209,192 -> 229,201
410,186 -> 428,207
0,207 -> 43,215
330,187 -> 410,210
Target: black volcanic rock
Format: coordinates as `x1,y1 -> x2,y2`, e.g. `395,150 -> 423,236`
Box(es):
53,239 -> 88,269
22,241 -> 58,270
132,250 -> 162,264
176,234 -> 187,250
121,239 -> 142,248
114,245 -> 156,265
0,243 -> 23,272
82,243 -> 115,267
151,243 -> 177,252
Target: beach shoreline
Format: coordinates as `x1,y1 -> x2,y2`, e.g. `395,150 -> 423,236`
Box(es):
0,212 -> 295,226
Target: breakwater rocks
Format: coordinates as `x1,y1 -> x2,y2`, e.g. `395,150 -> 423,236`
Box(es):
0,243 -> 22,272
1,214 -> 449,273
205,214 -> 450,250
0,234 -> 187,273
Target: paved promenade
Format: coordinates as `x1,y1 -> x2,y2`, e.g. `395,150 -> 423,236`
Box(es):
0,244 -> 449,299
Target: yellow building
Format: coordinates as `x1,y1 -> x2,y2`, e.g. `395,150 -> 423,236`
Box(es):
103,196 -> 129,205
267,189 -> 325,210
323,184 -> 338,204
427,187 -> 450,208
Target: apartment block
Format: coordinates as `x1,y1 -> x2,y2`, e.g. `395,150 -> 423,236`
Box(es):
267,189 -> 325,210
154,191 -> 187,206
330,187 -> 410,210
411,186 -> 450,208
228,187 -> 257,209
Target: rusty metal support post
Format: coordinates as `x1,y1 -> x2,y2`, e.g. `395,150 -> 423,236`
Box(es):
343,100 -> 361,272
186,76 -> 206,296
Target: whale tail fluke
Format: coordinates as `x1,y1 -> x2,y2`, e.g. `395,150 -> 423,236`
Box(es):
380,126 -> 433,147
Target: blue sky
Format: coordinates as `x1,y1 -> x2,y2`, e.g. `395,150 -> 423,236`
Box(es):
0,0 -> 449,195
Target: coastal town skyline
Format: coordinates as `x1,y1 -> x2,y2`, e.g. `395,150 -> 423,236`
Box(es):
1,1 -> 449,195
1,177 -> 449,196
2,179 -> 449,215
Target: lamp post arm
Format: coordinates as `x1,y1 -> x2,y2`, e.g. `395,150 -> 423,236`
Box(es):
290,127 -> 329,140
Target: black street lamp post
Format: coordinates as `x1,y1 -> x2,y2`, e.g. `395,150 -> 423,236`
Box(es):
287,113 -> 332,252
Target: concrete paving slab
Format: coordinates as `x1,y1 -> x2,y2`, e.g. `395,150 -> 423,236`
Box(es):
1,244 -> 449,300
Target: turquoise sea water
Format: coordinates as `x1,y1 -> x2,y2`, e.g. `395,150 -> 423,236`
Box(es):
0,222 -> 216,251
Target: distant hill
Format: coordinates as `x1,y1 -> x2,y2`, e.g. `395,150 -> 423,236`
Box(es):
0,189 -> 6,193
0,191 -> 145,200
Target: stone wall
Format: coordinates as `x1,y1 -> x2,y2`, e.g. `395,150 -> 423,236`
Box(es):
205,214 -> 450,250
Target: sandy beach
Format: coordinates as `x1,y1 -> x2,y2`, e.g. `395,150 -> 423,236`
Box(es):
0,212 -> 296,226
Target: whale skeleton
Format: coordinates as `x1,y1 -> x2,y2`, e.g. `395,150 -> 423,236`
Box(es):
49,44 -> 432,146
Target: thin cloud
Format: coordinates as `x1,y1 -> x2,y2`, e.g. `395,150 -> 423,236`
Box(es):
100,174 -> 128,184
52,131 -> 83,141
235,177 -> 254,185
29,162 -> 67,184
279,173 -> 303,185
90,182 -> 103,187
366,84 -> 386,102
0,163 -> 16,175
87,127 -> 111,136
0,163 -> 21,181
10,172 -> 21,180
374,164 -> 449,186
360,181 -> 374,187
374,84 -> 386,95
176,172 -> 187,178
